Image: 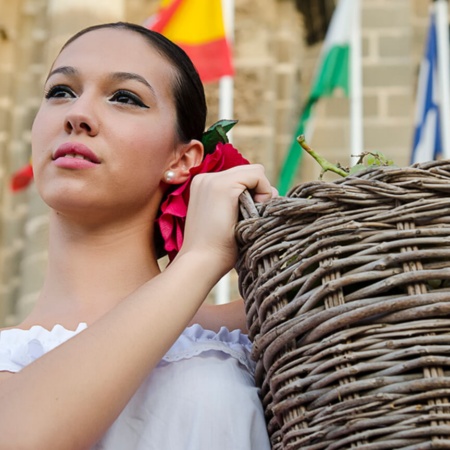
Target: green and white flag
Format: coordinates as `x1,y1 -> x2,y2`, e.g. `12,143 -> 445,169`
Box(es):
278,0 -> 353,195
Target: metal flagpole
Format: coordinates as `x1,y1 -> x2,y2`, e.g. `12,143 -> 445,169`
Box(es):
434,0 -> 450,158
350,0 -> 363,165
215,0 -> 235,305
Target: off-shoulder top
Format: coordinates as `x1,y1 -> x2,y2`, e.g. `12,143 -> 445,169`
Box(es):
0,323 -> 271,450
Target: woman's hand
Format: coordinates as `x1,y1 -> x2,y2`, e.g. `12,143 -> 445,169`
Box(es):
179,164 -> 277,277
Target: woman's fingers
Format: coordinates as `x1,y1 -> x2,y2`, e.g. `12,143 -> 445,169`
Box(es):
181,164 -> 277,272
223,164 -> 277,204
252,181 -> 279,203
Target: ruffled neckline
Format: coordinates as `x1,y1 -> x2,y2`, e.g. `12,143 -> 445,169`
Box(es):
0,323 -> 255,374
162,324 -> 255,373
2,322 -> 88,334
0,323 -> 88,373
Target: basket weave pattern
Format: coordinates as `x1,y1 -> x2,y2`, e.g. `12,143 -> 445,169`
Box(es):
236,160 -> 450,449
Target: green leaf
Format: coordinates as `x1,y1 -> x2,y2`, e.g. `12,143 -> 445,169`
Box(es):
365,155 -> 376,166
348,163 -> 367,175
201,119 -> 238,154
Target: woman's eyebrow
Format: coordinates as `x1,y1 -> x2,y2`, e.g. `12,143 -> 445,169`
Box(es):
109,72 -> 156,96
46,65 -> 77,81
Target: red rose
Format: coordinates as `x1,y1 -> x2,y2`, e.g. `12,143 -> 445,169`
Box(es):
156,142 -> 250,261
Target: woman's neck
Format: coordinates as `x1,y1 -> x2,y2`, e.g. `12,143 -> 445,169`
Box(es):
28,211 -> 162,328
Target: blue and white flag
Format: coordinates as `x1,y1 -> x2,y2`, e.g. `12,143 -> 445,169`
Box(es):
411,11 -> 442,163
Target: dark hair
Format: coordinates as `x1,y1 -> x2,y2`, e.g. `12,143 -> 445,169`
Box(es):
61,22 -> 207,143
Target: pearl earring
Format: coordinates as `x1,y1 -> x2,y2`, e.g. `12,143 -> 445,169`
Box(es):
164,170 -> 176,182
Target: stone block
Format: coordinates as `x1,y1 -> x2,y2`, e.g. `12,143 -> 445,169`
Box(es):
324,96 -> 350,117
0,107 -> 10,132
363,94 -> 379,117
364,64 -> 413,88
364,122 -> 412,152
0,73 -> 13,98
362,6 -> 411,29
276,102 -> 301,140
234,126 -> 276,179
234,64 -> 276,126
276,66 -> 300,102
387,93 -> 414,118
362,35 -> 373,59
310,123 -> 349,151
323,94 -> 379,119
203,82 -> 219,126
412,27 -> 428,60
379,34 -> 411,59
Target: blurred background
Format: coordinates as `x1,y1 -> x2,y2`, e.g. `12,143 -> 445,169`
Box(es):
0,0 -> 441,326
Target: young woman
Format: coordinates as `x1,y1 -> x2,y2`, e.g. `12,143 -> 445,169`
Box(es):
0,22 -> 274,450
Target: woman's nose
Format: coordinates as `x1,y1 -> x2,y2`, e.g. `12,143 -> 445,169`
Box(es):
64,99 -> 99,136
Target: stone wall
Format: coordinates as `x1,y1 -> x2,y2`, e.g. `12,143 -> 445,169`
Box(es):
0,0 -> 50,325
0,0 -> 437,325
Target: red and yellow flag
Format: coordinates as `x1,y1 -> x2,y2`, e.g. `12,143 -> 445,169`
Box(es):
148,0 -> 233,83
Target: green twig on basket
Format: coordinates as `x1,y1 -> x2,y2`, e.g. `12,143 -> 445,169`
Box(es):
297,135 -> 396,178
297,135 -> 349,178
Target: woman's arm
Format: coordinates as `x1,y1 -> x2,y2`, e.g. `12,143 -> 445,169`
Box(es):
0,165 -> 273,450
189,298 -> 248,333
0,250 -> 223,450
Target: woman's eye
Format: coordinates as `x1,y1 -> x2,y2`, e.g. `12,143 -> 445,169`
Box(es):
44,85 -> 75,99
110,90 -> 149,108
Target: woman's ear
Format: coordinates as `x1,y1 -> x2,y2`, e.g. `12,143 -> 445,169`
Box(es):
162,139 -> 204,184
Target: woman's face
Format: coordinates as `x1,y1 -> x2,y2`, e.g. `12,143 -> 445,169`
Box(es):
32,28 -> 181,222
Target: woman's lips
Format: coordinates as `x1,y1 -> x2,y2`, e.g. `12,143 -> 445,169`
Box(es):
53,142 -> 100,169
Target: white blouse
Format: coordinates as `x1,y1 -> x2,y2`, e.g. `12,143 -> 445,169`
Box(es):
0,323 -> 271,450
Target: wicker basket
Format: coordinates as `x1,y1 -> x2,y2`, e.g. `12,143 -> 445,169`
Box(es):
235,160 -> 450,450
